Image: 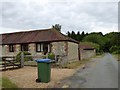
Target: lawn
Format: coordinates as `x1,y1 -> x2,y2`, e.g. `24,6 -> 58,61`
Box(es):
1,76 -> 18,89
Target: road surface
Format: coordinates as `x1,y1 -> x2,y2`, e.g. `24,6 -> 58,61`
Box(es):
54,53 -> 118,88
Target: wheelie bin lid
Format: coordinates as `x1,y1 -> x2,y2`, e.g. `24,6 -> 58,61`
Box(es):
36,59 -> 51,63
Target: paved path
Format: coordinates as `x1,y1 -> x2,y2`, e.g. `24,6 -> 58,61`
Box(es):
54,53 -> 118,88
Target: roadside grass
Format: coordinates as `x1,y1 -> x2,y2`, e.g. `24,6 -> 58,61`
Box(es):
62,54 -> 104,69
21,54 -> 104,68
1,76 -> 18,89
24,61 -> 37,66
62,59 -> 89,69
113,54 -> 120,61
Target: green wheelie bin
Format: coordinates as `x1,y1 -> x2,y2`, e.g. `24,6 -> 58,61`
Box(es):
35,59 -> 51,83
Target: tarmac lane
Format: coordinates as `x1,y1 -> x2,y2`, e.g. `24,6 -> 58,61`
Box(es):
54,53 -> 118,88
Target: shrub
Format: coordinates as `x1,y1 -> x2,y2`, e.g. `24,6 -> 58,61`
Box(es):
113,50 -> 120,54
80,41 -> 100,53
15,51 -> 33,62
109,46 -> 120,53
48,53 -> 55,60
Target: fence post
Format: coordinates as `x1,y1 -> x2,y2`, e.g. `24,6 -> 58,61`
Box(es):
21,52 -> 24,68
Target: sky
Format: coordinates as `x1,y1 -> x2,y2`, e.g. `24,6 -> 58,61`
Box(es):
0,0 -> 119,35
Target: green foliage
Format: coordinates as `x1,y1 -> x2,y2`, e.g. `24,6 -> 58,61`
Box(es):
67,31 -> 120,53
104,32 -> 120,52
15,51 -> 33,62
52,24 -> 61,32
2,76 -> 18,89
113,50 -> 120,54
48,53 -> 55,60
110,46 -> 120,54
42,53 -> 55,60
82,33 -> 105,46
109,46 -> 118,53
67,31 -> 87,41
80,42 -> 100,53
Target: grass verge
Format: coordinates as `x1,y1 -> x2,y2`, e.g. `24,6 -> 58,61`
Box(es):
62,59 -> 90,69
62,54 -> 103,69
113,54 -> 120,61
1,76 -> 18,89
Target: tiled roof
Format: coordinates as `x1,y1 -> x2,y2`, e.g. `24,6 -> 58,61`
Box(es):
80,44 -> 95,50
1,28 -> 79,44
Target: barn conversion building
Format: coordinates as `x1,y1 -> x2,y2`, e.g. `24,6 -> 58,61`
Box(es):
1,28 -> 80,64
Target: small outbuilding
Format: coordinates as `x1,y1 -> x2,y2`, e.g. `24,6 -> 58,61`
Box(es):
80,44 -> 96,60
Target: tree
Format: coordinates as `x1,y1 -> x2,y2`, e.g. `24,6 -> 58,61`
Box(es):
82,33 -> 106,51
52,24 -> 61,32
67,31 -> 71,37
71,31 -> 76,40
76,31 -> 81,41
81,31 -> 85,39
80,41 -> 100,53
104,32 -> 120,52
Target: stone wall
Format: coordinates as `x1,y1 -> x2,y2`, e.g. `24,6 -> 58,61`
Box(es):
2,44 -> 20,57
80,49 -> 96,60
67,42 -> 79,62
1,41 -> 79,65
29,43 -> 44,59
0,45 -> 2,57
1,43 -> 43,58
51,41 -> 79,65
51,42 -> 67,56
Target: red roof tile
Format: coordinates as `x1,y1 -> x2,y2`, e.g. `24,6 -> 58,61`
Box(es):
80,44 -> 95,50
1,28 -> 79,44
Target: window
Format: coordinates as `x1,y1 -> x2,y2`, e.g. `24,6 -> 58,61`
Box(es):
21,44 -> 28,51
36,43 -> 51,54
36,43 -> 43,52
9,44 -> 14,52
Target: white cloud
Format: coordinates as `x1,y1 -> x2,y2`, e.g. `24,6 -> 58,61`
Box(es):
0,0 -> 118,34
0,27 -> 22,34
91,24 -> 118,35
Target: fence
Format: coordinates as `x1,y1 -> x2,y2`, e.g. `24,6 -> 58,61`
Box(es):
0,53 -> 67,70
0,56 -> 21,71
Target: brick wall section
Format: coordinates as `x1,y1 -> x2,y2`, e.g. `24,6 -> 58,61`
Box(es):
67,42 -> 79,62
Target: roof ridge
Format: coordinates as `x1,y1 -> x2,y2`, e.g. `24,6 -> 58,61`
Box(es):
52,29 -> 79,43
1,28 -> 52,35
2,28 -> 79,44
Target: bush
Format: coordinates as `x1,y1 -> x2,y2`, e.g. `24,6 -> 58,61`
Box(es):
113,50 -> 120,54
15,51 -> 33,62
80,41 -> 100,53
109,46 -> 120,53
48,53 -> 55,60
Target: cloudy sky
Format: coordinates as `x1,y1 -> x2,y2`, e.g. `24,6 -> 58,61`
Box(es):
0,0 -> 119,34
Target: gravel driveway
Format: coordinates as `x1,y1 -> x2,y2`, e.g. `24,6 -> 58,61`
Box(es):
54,53 -> 118,88
2,67 -> 75,88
